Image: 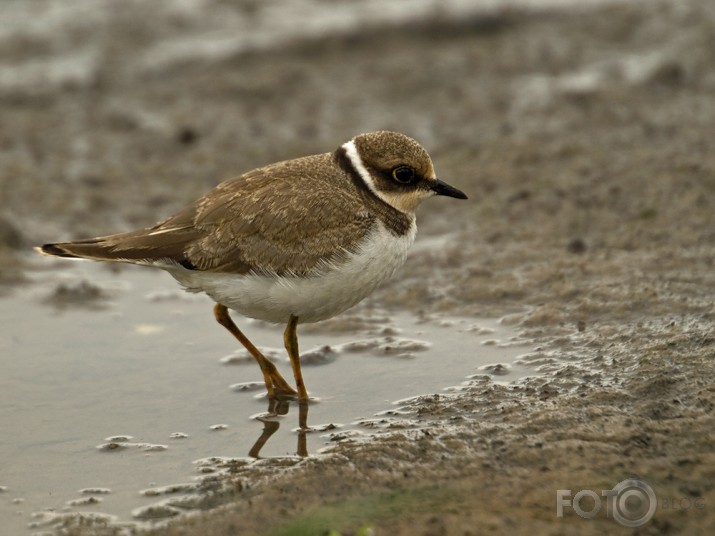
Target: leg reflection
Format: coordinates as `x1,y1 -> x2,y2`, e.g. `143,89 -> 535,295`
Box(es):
297,399 -> 308,457
248,398 -> 287,458
248,398 -> 310,458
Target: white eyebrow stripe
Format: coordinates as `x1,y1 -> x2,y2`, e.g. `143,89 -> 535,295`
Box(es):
342,140 -> 390,205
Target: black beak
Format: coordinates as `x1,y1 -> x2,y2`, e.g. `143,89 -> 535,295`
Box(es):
431,179 -> 468,200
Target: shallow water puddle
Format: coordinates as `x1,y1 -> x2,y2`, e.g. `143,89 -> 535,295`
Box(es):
0,262 -> 533,534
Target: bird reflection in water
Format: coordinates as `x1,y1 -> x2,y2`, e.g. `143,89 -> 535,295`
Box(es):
249,398 -> 309,458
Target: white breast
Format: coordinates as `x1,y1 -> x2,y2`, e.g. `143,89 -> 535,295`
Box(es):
167,220 -> 416,324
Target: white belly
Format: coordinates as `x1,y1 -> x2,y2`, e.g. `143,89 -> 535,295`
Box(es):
167,221 -> 416,324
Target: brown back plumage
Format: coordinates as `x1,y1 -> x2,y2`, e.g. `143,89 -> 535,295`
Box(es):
36,131 -> 459,276
39,152 -> 378,276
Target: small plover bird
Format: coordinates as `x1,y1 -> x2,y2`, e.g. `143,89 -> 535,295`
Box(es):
37,131 -> 467,400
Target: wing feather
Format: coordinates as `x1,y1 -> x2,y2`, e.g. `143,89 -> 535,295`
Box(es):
40,153 -> 376,276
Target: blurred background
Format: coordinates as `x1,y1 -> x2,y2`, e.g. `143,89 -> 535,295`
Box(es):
3,0 -> 516,239
1,0 -> 713,257
2,1 -> 715,534
2,0 -> 714,318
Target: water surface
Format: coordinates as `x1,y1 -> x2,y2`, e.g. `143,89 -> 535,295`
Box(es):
0,261 -> 532,534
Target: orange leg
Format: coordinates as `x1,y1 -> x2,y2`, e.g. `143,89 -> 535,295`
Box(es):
284,314 -> 309,400
214,304 -> 297,398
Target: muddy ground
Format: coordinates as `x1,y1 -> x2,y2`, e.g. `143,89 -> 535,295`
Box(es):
2,0 -> 714,534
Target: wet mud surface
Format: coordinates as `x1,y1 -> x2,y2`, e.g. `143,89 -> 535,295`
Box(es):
1,0 -> 715,534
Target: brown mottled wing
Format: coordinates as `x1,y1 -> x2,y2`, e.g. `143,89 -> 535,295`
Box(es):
41,153 -> 376,276
181,154 -> 375,274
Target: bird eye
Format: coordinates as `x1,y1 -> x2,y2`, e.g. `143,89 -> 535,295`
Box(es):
391,166 -> 415,184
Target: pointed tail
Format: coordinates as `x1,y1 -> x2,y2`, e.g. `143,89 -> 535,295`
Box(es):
35,238 -> 128,262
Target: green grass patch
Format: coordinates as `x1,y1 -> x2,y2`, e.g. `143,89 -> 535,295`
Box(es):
267,485 -> 456,536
